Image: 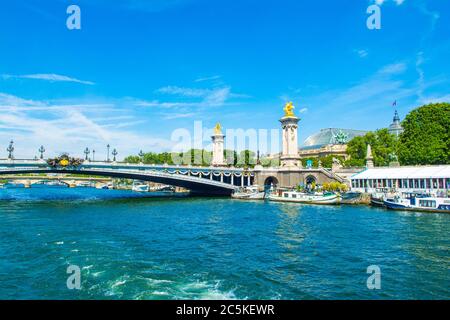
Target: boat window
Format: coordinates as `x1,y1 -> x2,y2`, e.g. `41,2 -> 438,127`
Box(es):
420,179 -> 425,189
283,193 -> 288,198
433,179 -> 438,189
419,200 -> 436,208
292,194 -> 297,198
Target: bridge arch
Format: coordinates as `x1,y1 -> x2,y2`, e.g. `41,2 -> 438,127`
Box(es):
264,176 -> 279,191
305,175 -> 317,185
0,168 -> 237,196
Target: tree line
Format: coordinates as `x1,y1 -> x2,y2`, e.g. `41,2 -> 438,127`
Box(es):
124,149 -> 264,168
124,103 -> 449,168
345,103 -> 449,166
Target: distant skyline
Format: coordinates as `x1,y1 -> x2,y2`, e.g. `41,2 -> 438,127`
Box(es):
1,0 -> 449,159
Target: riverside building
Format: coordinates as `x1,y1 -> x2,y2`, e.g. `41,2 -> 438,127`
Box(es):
350,165 -> 450,194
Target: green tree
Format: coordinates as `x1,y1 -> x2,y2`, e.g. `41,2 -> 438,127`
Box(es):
123,155 -> 140,163
225,149 -> 238,166
344,129 -> 397,167
398,103 -> 450,165
237,150 -> 256,167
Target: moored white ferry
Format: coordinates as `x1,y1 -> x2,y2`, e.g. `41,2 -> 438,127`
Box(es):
384,192 -> 450,213
132,184 -> 150,192
232,186 -> 265,200
269,190 -> 340,204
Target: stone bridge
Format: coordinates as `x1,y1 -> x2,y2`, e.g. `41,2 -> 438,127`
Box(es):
0,159 -> 344,195
0,160 -> 254,195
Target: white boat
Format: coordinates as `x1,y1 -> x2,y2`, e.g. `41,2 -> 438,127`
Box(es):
150,185 -> 175,192
132,184 -> 149,192
76,181 -> 93,188
384,192 -> 450,213
232,186 -> 265,200
269,190 -> 340,204
0,183 -> 4,189
370,188 -> 391,207
96,183 -> 113,190
340,191 -> 363,204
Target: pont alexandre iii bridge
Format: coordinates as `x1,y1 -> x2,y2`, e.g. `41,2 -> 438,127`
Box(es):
0,105 -> 344,196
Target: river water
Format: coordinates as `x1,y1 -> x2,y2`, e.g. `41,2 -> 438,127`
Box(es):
0,186 -> 448,299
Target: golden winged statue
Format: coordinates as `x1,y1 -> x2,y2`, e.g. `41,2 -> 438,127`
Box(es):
283,101 -> 295,117
214,122 -> 222,134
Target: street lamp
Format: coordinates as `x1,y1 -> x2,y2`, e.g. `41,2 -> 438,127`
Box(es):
92,149 -> 96,162
84,147 -> 90,161
38,145 -> 45,160
107,144 -> 110,162
139,150 -> 144,163
7,140 -> 14,160
112,148 -> 118,162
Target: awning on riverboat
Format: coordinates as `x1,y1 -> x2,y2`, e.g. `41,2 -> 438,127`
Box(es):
351,165 -> 450,180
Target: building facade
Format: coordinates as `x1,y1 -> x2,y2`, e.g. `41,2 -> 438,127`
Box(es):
299,128 -> 368,159
350,165 -> 450,195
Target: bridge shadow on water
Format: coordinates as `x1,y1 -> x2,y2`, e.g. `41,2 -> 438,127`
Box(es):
0,185 -> 230,205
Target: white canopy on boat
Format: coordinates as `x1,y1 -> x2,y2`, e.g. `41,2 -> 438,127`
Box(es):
351,165 -> 450,180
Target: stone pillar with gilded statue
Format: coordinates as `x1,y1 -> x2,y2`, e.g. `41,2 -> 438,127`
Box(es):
279,102 -> 302,168
211,123 -> 226,167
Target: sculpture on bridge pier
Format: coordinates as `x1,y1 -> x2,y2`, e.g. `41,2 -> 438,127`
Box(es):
211,123 -> 226,167
280,102 -> 302,168
47,154 -> 84,169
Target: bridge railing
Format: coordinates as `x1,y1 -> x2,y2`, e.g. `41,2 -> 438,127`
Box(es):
0,159 -> 250,173
0,166 -> 240,190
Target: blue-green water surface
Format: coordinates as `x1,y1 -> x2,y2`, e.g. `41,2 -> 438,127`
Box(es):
0,186 -> 448,299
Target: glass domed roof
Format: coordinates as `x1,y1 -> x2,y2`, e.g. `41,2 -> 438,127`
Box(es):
301,128 -> 368,150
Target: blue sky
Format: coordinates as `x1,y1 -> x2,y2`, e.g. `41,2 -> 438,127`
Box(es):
0,0 -> 449,159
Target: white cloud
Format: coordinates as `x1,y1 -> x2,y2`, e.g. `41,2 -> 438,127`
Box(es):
378,62 -> 407,75
155,85 -> 247,109
157,86 -> 211,97
299,108 -> 308,114
194,75 -> 221,83
2,73 -> 95,85
374,0 -> 405,5
299,61 -> 429,130
203,87 -> 231,106
0,93 -> 173,159
162,112 -> 197,120
419,94 -> 450,105
355,49 -> 369,58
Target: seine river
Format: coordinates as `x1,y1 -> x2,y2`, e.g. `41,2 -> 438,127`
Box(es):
0,186 -> 448,300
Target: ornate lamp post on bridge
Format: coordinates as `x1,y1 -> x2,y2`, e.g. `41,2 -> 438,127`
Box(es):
112,148 -> 118,162
107,144 -> 110,162
7,140 -> 14,160
38,145 -> 45,160
84,147 -> 90,161
139,150 -> 144,164
92,149 -> 96,162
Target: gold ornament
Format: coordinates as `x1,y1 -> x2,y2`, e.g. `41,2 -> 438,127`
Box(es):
283,102 -> 295,117
214,123 -> 222,135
